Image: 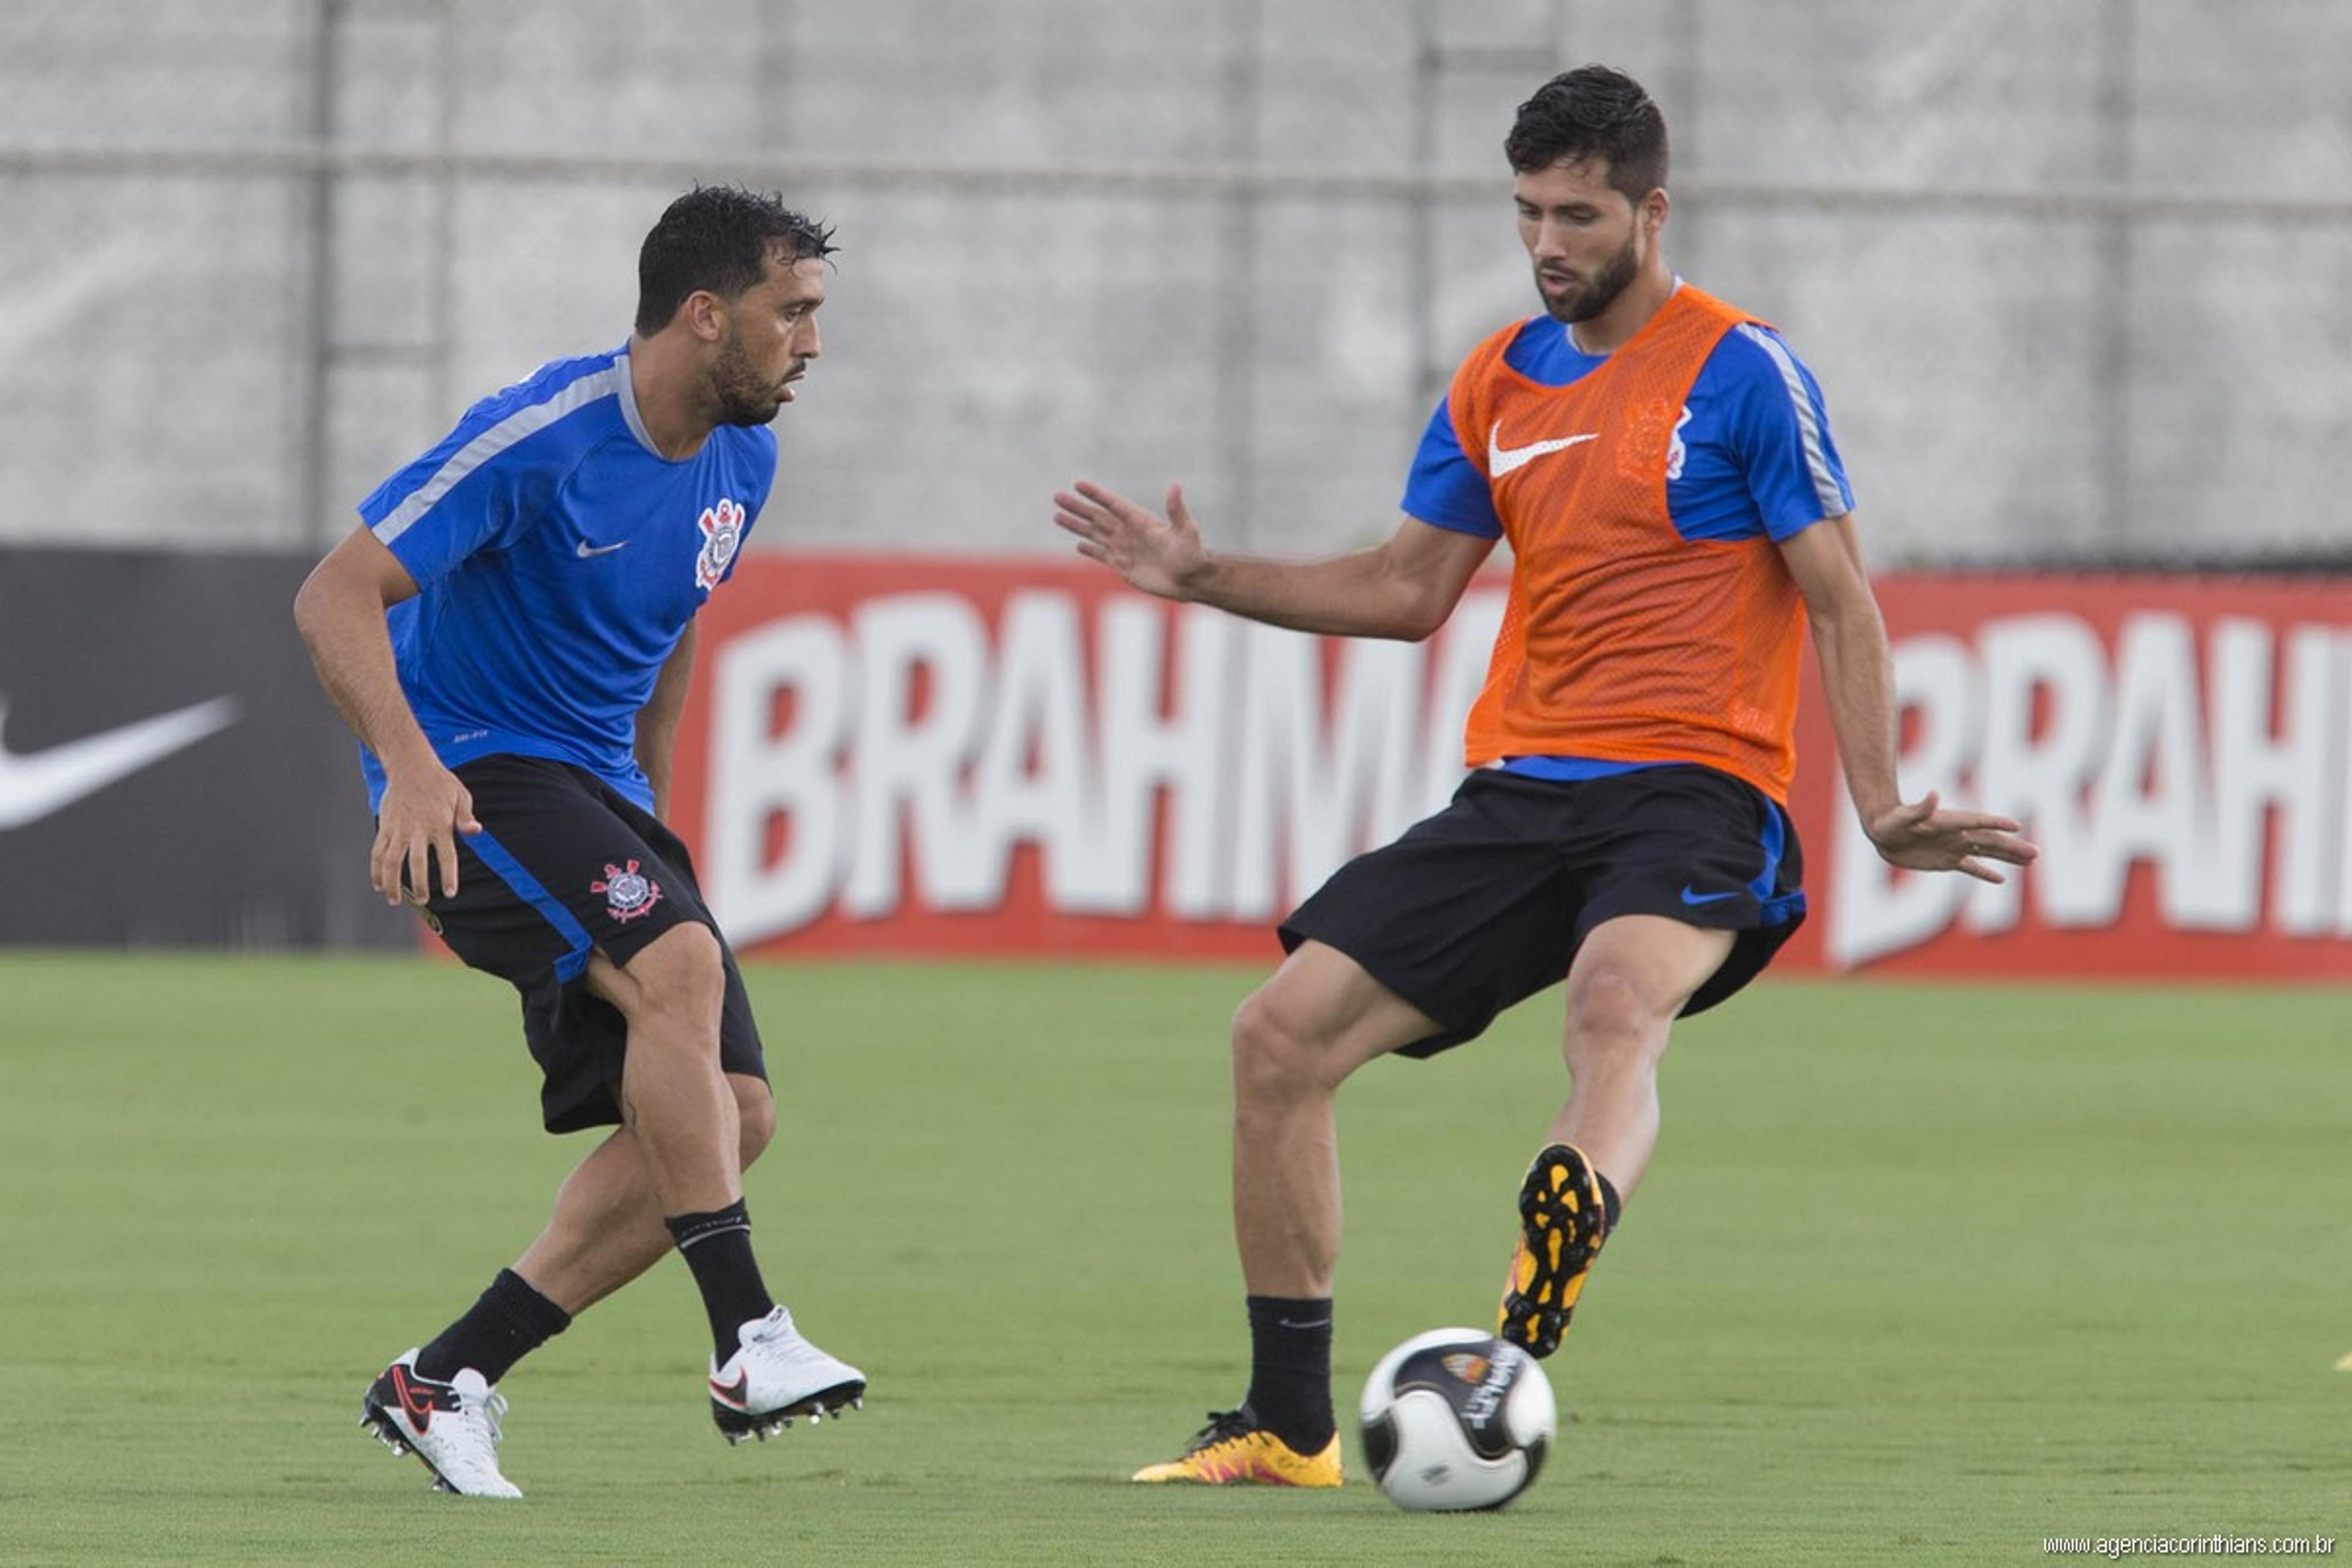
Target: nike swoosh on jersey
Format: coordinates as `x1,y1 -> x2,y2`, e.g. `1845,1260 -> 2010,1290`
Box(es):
0,694 -> 240,831
1678,885 -> 1741,906
575,538 -> 629,558
1487,423 -> 1599,478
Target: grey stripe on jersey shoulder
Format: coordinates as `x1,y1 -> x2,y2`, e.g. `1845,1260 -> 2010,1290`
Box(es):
1732,322 -> 1847,517
370,365 -> 620,547
612,350 -> 660,454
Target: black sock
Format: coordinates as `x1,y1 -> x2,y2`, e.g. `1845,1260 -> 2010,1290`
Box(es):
414,1268 -> 572,1385
1595,1164 -> 1623,1232
666,1199 -> 776,1359
1243,1295 -> 1335,1452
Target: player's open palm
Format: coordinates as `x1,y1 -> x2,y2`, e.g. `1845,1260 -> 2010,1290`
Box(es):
371,763 -> 483,905
1054,480 -> 1208,601
1866,791 -> 2038,884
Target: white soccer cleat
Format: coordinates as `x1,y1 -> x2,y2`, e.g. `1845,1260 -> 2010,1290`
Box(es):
360,1351 -> 524,1499
708,1306 -> 867,1443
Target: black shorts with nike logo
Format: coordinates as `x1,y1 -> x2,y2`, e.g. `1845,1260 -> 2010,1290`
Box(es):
408,753 -> 767,1133
1278,763 -> 1806,1058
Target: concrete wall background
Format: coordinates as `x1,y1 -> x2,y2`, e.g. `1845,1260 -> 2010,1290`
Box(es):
2,0 -> 2345,565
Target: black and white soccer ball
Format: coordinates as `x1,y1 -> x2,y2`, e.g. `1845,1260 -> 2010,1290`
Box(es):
1359,1328 -> 1556,1512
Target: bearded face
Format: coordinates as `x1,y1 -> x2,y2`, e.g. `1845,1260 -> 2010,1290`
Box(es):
709,323 -> 788,428
1540,225 -> 1640,325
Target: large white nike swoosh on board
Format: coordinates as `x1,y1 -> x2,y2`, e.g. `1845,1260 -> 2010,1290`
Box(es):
1487,423 -> 1599,478
0,694 -> 241,831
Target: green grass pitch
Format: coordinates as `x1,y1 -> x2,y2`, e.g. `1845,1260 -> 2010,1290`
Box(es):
0,952 -> 2343,1565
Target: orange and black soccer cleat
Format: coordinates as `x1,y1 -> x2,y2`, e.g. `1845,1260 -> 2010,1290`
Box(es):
1496,1142 -> 1615,1359
1131,1408 -> 1343,1487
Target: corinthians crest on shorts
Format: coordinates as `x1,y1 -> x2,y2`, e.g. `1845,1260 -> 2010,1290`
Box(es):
592,859 -> 663,922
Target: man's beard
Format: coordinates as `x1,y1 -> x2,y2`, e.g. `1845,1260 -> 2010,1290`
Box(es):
710,330 -> 785,427
1542,232 -> 1640,325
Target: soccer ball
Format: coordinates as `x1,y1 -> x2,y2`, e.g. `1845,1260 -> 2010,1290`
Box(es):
1359,1328 -> 1556,1512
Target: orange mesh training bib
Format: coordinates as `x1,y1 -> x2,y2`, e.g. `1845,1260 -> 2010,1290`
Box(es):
1451,286 -> 1807,803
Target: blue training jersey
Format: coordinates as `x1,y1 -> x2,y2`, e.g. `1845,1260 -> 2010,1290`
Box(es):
1401,298 -> 1853,785
355,346 -> 775,812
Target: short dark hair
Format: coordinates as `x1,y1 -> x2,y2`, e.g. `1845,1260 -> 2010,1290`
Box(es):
1504,66 -> 1669,204
635,185 -> 837,335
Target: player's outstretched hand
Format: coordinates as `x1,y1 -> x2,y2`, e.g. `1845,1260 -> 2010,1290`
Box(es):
371,762 -> 483,905
1865,791 -> 2038,884
1053,480 -> 1208,602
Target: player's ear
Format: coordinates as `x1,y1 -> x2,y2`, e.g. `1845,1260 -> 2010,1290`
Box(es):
1640,186 -> 1669,236
680,288 -> 728,342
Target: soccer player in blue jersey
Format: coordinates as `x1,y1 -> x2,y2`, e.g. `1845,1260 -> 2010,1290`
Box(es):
1058,67 -> 2035,1486
294,186 -> 864,1498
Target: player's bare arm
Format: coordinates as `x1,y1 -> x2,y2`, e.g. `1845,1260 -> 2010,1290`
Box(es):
292,527 -> 481,903
1054,480 -> 1495,640
1777,514 -> 2037,884
635,619 -> 698,822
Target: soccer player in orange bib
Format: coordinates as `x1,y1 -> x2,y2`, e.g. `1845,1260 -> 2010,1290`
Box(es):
1056,65 -> 2037,1487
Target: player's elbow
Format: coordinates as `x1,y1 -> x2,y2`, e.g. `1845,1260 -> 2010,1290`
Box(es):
292,558 -> 364,653
1384,586 -> 1456,643
290,564 -> 334,647
1385,609 -> 1445,643
1364,548 -> 1470,642
295,538 -> 414,648
1358,568 -> 1448,641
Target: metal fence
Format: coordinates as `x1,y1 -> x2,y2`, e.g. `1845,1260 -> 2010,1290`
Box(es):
2,0 -> 2346,564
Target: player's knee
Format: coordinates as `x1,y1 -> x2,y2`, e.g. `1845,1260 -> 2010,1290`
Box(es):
609,922 -> 727,1027
1562,965 -> 1671,1067
1230,990 -> 1337,1102
731,1077 -> 777,1167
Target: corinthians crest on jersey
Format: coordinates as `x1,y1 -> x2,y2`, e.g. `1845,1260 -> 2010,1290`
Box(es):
695,497 -> 745,592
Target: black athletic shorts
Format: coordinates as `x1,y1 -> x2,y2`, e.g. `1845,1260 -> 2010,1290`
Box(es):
1278,764 -> 1806,1058
407,753 -> 767,1134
